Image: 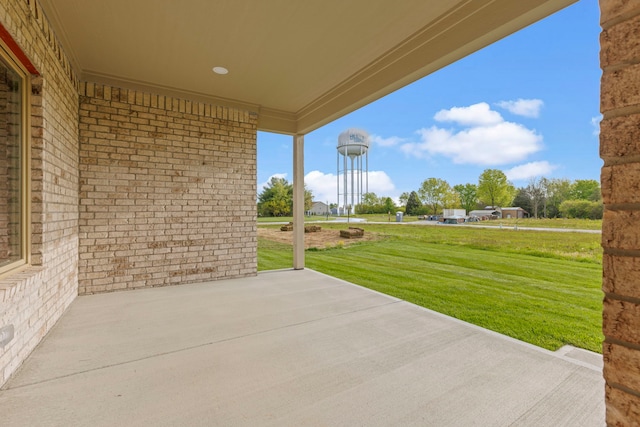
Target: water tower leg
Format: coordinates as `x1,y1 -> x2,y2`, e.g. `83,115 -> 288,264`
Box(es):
293,134 -> 305,270
336,151 -> 339,215
343,153 -> 347,212
350,156 -> 355,211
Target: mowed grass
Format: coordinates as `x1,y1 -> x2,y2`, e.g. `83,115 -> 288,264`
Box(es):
258,223 -> 603,353
468,217 -> 602,230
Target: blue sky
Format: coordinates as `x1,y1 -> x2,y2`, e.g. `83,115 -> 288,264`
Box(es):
257,0 -> 601,204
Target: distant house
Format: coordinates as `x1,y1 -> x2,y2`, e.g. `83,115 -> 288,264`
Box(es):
307,201 -> 329,215
501,207 -> 529,219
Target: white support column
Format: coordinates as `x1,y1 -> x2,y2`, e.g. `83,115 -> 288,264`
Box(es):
293,134 -> 305,270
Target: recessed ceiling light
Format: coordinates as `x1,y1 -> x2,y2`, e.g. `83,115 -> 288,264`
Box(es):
212,66 -> 228,75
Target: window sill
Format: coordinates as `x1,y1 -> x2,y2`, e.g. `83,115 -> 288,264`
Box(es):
0,265 -> 45,303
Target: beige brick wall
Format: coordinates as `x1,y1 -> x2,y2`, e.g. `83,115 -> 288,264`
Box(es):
78,83 -> 257,294
0,0 -> 258,387
600,1 -> 640,424
0,0 -> 79,386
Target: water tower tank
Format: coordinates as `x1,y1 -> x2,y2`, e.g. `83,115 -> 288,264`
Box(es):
337,128 -> 370,157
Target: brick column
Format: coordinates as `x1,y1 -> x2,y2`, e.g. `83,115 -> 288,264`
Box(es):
600,1 -> 640,424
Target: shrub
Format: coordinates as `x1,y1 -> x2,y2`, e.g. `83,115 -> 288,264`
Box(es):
559,199 -> 603,219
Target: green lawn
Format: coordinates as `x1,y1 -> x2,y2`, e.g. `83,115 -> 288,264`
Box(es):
258,223 -> 603,353
468,217 -> 602,230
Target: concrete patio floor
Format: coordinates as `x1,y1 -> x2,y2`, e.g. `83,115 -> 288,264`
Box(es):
1,269 -> 604,426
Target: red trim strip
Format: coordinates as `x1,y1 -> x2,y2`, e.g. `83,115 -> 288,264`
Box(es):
0,22 -> 39,75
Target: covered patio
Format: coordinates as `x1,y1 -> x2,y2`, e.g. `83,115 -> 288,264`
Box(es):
1,269 -> 604,426
2,0 -> 640,424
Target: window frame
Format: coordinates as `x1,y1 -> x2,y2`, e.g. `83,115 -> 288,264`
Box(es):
0,38 -> 31,277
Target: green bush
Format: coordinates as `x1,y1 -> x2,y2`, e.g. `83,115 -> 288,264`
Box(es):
559,199 -> 603,219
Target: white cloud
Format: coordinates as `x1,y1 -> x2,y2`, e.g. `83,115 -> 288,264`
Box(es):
401,120 -> 542,166
505,161 -> 558,181
257,173 -> 287,193
304,171 -> 337,204
591,115 -> 602,137
305,170 -> 396,204
496,99 -> 544,118
434,102 -> 503,126
370,134 -> 404,147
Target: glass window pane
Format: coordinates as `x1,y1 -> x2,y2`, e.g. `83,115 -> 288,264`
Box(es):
0,56 -> 22,269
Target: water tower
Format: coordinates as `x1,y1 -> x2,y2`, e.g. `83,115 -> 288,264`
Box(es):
337,128 -> 369,214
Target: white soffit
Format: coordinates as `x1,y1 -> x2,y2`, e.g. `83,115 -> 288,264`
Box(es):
38,0 -> 576,134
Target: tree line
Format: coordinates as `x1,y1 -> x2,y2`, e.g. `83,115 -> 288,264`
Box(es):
257,170 -> 602,219
362,169 -> 602,220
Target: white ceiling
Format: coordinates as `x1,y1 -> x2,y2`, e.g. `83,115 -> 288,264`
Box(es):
39,0 -> 576,134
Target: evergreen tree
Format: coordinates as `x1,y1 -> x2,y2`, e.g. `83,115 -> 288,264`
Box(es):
512,188 -> 533,215
405,191 -> 422,215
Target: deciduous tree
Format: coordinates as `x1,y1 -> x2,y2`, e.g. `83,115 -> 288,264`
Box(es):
257,177 -> 313,216
383,197 -> 395,213
525,177 -> 545,218
398,192 -> 410,207
546,178 -> 572,218
418,178 -> 452,215
477,169 -> 515,208
570,179 -> 601,201
453,183 -> 478,214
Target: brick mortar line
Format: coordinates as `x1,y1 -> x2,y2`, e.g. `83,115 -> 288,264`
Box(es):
604,337 -> 640,353
601,156 -> 640,166
604,291 -> 640,306
601,8 -> 640,31
602,59 -> 640,73
79,83 -> 257,124
604,204 -> 640,211
601,105 -> 640,120
605,381 -> 640,401
602,248 -> 640,258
